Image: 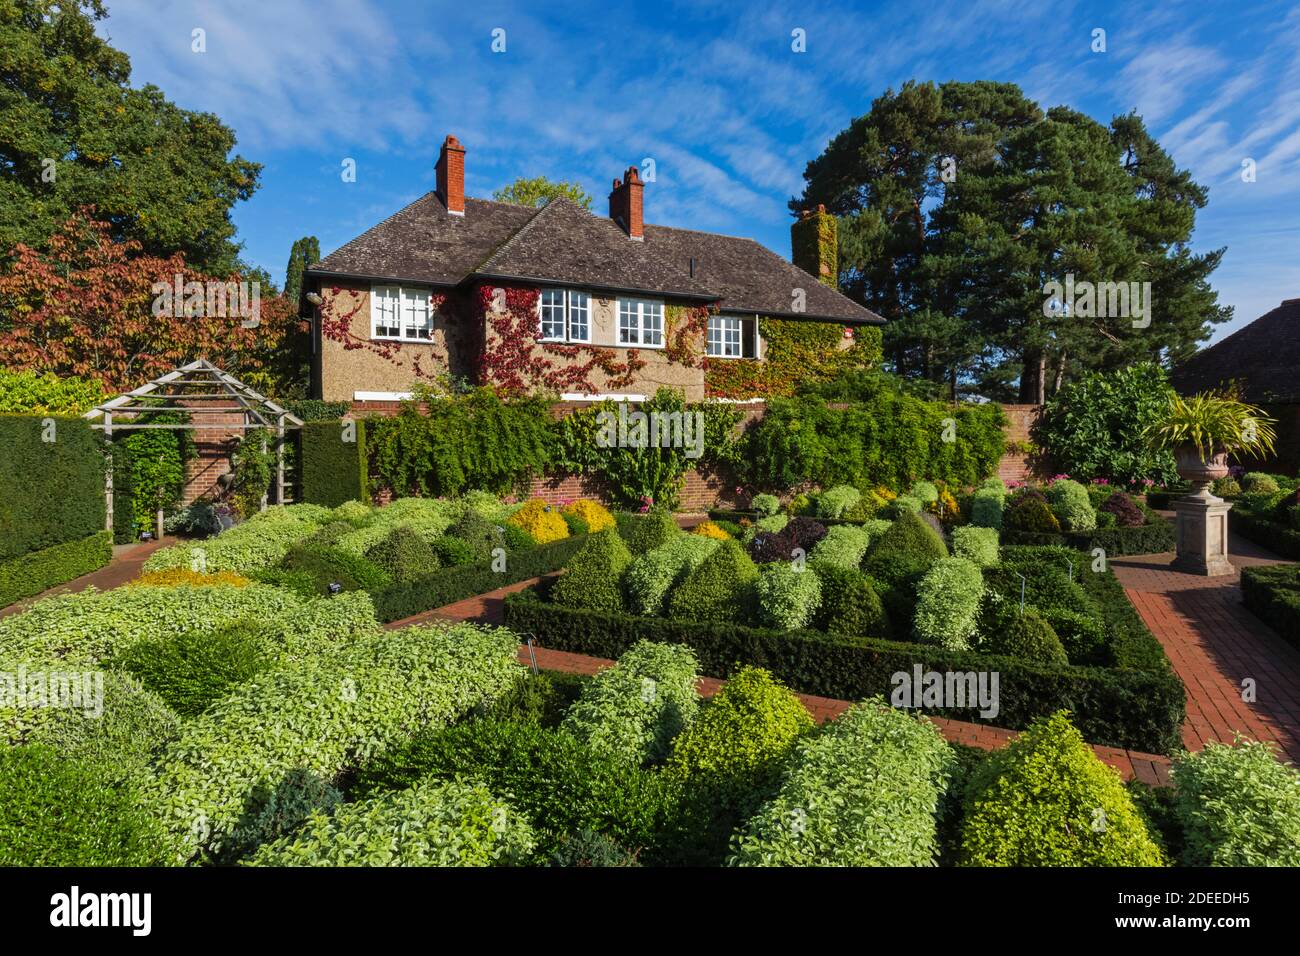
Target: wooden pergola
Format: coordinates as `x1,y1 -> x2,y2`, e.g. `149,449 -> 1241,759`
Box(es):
82,359 -> 304,533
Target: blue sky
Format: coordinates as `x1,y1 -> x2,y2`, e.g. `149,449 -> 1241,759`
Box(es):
97,0 -> 1300,343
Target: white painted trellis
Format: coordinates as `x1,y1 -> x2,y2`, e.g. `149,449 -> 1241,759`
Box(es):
81,359 -> 304,535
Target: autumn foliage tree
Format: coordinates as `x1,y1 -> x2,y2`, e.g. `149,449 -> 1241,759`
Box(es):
0,211 -> 307,395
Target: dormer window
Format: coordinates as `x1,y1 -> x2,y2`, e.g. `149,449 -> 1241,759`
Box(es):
371,285 -> 433,341
617,297 -> 664,347
539,288 -> 590,343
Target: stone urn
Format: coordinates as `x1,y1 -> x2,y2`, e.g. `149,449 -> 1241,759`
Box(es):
1171,445 -> 1233,576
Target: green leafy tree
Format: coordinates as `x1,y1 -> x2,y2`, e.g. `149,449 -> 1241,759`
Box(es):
0,0 -> 261,273
493,176 -> 593,210
283,237 -> 320,303
796,81 -> 1230,402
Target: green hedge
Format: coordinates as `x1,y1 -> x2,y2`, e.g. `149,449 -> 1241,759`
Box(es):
1230,511 -> 1300,561
504,582 -> 1186,754
0,415 -> 105,560
286,400 -> 352,422
0,531 -> 112,609
300,419 -> 367,506
1241,565 -> 1300,648
371,533 -> 588,623
1001,518 -> 1175,556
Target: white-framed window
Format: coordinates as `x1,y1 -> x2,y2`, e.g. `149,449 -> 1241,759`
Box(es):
617,297 -> 664,347
371,285 -> 434,341
538,288 -> 591,343
707,315 -> 759,358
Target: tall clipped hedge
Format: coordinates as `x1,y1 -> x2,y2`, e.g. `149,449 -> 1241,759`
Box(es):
0,414 -> 105,560
300,418 -> 368,506
737,387 -> 1005,492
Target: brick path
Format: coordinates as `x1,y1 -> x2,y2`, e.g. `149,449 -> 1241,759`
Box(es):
392,576 -> 1172,785
0,536 -> 175,619
1111,528 -> 1300,763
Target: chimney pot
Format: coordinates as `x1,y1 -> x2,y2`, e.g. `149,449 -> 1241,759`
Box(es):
437,134 -> 466,216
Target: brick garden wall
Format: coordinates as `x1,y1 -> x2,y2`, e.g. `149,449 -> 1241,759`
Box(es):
997,403 -> 1041,484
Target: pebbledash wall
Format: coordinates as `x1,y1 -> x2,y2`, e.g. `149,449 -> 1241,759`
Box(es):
349,398 -> 1040,511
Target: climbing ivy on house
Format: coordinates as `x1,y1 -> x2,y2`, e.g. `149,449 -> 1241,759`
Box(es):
706,317 -> 881,399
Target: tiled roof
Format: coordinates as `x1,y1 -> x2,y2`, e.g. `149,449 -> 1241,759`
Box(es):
1171,299 -> 1300,403
308,193 -> 882,325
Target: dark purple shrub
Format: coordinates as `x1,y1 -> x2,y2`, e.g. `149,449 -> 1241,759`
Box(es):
1098,491 -> 1145,528
784,517 -> 829,551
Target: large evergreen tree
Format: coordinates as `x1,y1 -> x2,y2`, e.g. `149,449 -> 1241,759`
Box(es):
283,236 -> 320,303
796,81 -> 1230,402
0,0 -> 261,273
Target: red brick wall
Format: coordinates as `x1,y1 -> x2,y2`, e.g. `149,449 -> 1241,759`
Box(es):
181,402 -> 243,506
997,403 -> 1041,484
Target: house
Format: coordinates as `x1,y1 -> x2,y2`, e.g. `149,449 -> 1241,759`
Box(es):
303,135 -> 882,406
1172,297 -> 1300,473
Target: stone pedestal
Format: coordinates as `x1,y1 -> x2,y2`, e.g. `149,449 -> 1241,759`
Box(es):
1171,492 -> 1234,576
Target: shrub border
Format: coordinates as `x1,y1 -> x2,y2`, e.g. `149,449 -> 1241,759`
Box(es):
1229,511 -> 1300,561
503,574 -> 1186,755
1000,518 -> 1175,556
1240,565 -> 1300,649
0,531 -> 113,609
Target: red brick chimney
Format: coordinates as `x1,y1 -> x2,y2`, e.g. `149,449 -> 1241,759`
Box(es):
436,135 -> 466,216
609,165 -> 644,240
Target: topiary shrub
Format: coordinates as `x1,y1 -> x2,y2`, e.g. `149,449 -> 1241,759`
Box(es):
888,494 -> 924,518
728,700 -> 953,866
784,516 -> 830,552
245,778 -> 535,867
131,568 -> 253,588
663,667 -> 813,863
449,510 -> 508,560
561,641 -> 700,767
365,524 -> 440,582
1003,490 -> 1062,534
981,607 -> 1068,665
432,535 -> 476,567
970,487 -> 1005,530
507,499 -> 569,544
751,493 -> 781,517
691,520 -> 732,540
980,477 -> 1007,493
623,536 -> 719,617
115,621 -> 275,718
951,526 -> 999,568
1098,491 -> 1145,528
753,513 -> 790,534
748,528 -> 797,564
1242,472 -> 1280,494
563,499 -> 616,533
809,562 -> 890,639
0,744 -> 168,865
1046,479 -> 1096,532
550,530 -> 633,614
842,491 -> 887,521
281,542 -> 393,594
913,557 -> 985,651
959,711 -> 1166,866
1211,476 -> 1242,498
809,524 -> 873,569
1171,737 -> 1300,866
1095,510 -> 1117,529
549,830 -> 641,867
618,510 -> 681,554
909,480 -> 939,504
666,539 -> 759,623
753,563 -> 822,630
559,511 -> 589,536
862,511 -> 949,591
816,484 -> 861,519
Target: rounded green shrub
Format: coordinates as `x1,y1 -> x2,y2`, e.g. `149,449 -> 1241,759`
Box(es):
352,717 -> 672,858
728,700 -> 954,866
752,513 -> 790,535
1095,510 -> 1117,529
983,607 -> 1068,665
809,524 -> 873,570
753,562 -> 822,630
909,480 -> 939,504
913,557 -> 985,651
809,562 -> 890,639
560,511 -> 589,536
1211,476 -> 1242,498
666,539 -> 759,623
115,620 -> 275,718
1242,472 -> 1280,494
448,510 -> 505,561
1039,607 -> 1107,664
751,493 -> 781,517
432,535 -> 476,566
888,494 -> 923,517
1172,737 -> 1300,866
551,530 -> 633,614
1046,479 -> 1096,532
862,511 -> 949,590
980,477 -> 1007,493
970,487 -> 1005,530
364,524 -> 439,582
623,535 -> 719,617
959,711 -> 1166,866
561,641 -> 700,767
281,542 -> 393,593
816,484 -> 862,520
1003,490 -> 1062,534
245,778 -> 535,867
0,745 -> 167,865
549,830 -> 641,867
951,526 -> 999,568
619,510 -> 681,554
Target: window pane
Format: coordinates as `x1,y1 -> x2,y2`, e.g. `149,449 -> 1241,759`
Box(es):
540,289 -> 565,339
619,300 -> 638,345
568,291 -> 589,342
644,302 -> 663,345
373,286 -> 400,338
402,288 -> 432,340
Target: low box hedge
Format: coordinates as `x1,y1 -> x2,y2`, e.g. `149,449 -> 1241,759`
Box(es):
503,580 -> 1186,755
1230,511 -> 1300,561
1001,518 -> 1175,556
0,531 -> 112,609
371,533 -> 588,623
1240,565 -> 1300,648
